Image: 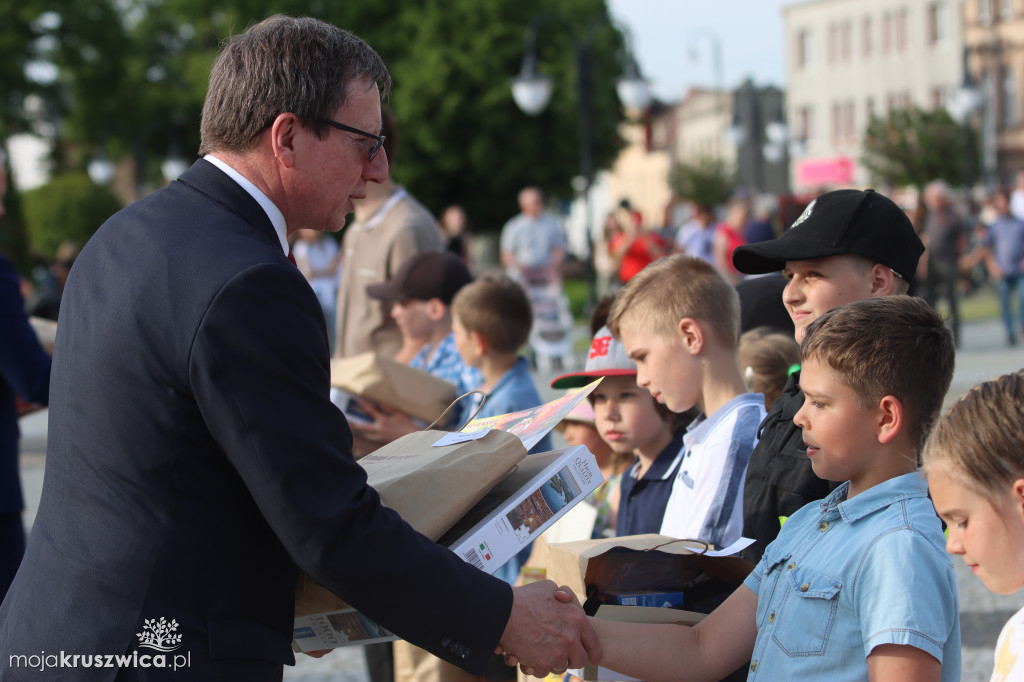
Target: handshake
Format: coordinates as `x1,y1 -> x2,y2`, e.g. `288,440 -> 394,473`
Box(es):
496,580 -> 602,678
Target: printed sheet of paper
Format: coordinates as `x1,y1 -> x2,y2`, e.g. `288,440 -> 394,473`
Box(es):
461,378 -> 602,451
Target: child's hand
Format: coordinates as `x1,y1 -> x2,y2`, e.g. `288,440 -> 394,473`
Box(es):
349,399 -> 419,444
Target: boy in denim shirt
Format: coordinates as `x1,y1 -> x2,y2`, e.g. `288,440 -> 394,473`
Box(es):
587,296 -> 960,681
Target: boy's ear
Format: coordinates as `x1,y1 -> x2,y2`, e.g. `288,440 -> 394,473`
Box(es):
677,317 -> 703,354
426,298 -> 447,321
1011,479 -> 1024,517
869,263 -> 897,296
875,394 -> 903,444
469,330 -> 487,355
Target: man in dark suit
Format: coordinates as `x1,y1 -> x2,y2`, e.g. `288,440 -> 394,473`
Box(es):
0,151 -> 52,603
0,16 -> 598,681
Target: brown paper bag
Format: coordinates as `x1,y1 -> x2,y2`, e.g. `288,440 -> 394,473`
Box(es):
295,428 -> 528,618
546,534 -> 754,618
331,352 -> 458,426
29,316 -> 57,354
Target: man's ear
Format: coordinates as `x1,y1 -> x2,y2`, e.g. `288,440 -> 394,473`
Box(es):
869,263 -> 897,296
678,317 -> 703,355
270,112 -> 299,168
876,394 -> 903,444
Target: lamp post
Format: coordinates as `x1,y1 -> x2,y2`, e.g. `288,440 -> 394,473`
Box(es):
687,29 -> 726,155
511,14 -> 651,307
948,46 -> 982,191
725,80 -> 790,195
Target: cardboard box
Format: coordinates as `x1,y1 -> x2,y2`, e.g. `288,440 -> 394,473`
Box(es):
292,445 -> 603,652
439,445 -> 602,574
568,605 -> 705,682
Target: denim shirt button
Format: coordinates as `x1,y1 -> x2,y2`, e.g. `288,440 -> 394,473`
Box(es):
819,521 -> 830,532
800,582 -> 810,592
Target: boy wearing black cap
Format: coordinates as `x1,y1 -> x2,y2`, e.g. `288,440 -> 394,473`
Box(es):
731,188 -> 925,561
354,251 -> 481,444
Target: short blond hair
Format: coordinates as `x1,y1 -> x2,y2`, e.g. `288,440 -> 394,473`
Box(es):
607,254 -> 740,349
922,371 -> 1024,503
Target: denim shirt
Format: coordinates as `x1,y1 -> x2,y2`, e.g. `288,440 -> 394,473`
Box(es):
464,357 -> 552,455
743,473 -> 961,681
410,332 -> 482,428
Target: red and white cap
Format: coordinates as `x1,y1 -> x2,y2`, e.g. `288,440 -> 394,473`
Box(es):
550,325 -> 637,389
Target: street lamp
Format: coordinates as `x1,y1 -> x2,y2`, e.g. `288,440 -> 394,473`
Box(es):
511,14 -> 651,307
947,46 -> 983,190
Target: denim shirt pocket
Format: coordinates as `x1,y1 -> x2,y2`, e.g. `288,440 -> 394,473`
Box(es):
771,566 -> 843,656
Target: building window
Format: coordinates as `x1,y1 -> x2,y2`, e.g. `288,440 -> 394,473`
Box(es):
882,12 -> 893,53
798,106 -> 815,145
863,16 -> 874,57
928,2 -> 950,44
1003,67 -> 1018,127
866,97 -> 876,122
1000,0 -> 1014,19
845,101 -> 856,138
979,0 -> 994,25
841,21 -> 852,61
930,86 -> 950,110
895,7 -> 909,52
828,24 -> 838,63
796,28 -> 815,69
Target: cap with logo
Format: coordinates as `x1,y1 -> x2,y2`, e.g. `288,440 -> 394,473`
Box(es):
731,188 -> 924,282
366,251 -> 473,305
550,326 -> 636,389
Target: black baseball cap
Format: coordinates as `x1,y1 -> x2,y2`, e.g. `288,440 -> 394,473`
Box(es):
732,189 -> 924,281
366,251 -> 473,305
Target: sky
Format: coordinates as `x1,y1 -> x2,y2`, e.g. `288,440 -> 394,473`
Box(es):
606,0 -> 801,102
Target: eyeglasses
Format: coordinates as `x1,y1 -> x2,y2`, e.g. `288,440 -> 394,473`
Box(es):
322,120 -> 386,162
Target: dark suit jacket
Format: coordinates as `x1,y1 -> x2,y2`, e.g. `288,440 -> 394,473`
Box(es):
0,254 -> 51,517
0,160 -> 511,680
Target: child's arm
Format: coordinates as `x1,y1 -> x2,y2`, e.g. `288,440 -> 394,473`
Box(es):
591,584 -> 758,682
867,644 -> 941,682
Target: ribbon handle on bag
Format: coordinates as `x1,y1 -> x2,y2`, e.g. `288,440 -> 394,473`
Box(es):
426,390 -> 487,432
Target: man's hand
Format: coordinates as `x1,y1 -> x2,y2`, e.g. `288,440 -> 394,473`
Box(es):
495,581 -> 602,678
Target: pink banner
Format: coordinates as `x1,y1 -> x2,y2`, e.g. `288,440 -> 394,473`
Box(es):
796,157 -> 855,187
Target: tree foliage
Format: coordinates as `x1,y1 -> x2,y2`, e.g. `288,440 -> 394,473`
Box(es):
861,106 -> 975,189
4,0 -> 629,232
668,156 -> 737,208
21,173 -> 121,257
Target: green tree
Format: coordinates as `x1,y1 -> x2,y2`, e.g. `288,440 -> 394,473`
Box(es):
668,156 -> 737,208
9,0 -> 628,230
861,106 -> 976,190
21,173 -> 121,257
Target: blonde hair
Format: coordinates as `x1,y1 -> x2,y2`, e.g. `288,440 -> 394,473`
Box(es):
801,295 -> 954,453
739,327 -> 800,409
607,254 -> 740,349
922,371 -> 1024,503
